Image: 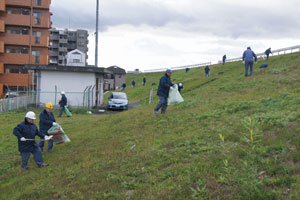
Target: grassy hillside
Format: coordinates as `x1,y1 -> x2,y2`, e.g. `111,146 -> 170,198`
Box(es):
1,53 -> 300,199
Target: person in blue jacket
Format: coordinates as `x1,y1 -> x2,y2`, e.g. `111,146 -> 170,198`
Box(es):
58,91 -> 67,117
143,76 -> 146,86
13,111 -> 51,172
264,48 -> 272,60
222,55 -> 227,65
132,80 -> 136,88
154,69 -> 173,115
242,47 -> 257,77
205,65 -> 210,77
39,102 -> 58,153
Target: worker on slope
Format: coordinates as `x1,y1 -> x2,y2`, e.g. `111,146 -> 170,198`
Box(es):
222,55 -> 227,65
264,48 -> 272,60
58,91 -> 67,117
39,102 -> 58,153
13,111 -> 51,172
154,69 -> 174,115
242,47 -> 257,77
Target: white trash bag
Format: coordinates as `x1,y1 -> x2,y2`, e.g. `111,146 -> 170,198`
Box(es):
168,84 -> 184,105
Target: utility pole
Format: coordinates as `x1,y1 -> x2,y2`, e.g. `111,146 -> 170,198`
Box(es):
95,0 -> 99,67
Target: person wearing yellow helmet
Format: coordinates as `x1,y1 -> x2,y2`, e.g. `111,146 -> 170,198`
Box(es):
39,102 -> 58,152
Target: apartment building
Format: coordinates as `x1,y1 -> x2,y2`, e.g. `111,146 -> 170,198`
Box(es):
49,28 -> 88,66
0,0 -> 51,97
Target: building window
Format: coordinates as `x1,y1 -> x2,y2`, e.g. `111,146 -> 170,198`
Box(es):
78,42 -> 85,47
72,59 -> 81,63
78,33 -> 85,38
36,0 -> 42,6
32,51 -> 41,64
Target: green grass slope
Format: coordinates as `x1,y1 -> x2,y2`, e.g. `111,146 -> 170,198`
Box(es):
1,53 -> 300,200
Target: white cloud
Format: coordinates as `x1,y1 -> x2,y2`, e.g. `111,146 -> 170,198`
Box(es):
51,0 -> 300,71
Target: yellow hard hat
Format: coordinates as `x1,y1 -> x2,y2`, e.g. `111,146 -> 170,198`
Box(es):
46,102 -> 53,109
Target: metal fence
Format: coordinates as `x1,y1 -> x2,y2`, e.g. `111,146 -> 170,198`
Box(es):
0,86 -> 102,113
218,45 -> 300,64
142,45 -> 300,73
0,94 -> 35,113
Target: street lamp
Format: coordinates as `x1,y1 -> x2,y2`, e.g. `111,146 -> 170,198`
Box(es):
95,0 -> 99,67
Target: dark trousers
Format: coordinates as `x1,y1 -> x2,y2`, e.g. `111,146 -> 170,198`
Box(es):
39,139 -> 53,152
59,106 -> 65,117
245,60 -> 254,77
21,143 -> 43,169
154,96 -> 168,114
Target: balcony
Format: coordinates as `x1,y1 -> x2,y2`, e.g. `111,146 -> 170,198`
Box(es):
50,51 -> 58,57
58,47 -> 67,52
31,54 -> 48,65
6,0 -> 50,10
0,53 -> 30,65
0,62 -> 4,74
1,14 -> 31,27
6,0 -> 31,8
0,20 -> 5,32
0,0 -> 5,12
0,41 -> 4,53
0,33 -> 30,46
50,34 -> 59,40
0,73 -> 31,87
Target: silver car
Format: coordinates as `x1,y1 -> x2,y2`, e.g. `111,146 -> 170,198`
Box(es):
107,92 -> 128,110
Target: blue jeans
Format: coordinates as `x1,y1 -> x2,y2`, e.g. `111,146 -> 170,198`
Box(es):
154,96 -> 168,114
205,72 -> 210,77
39,138 -> 53,152
21,143 -> 44,169
59,106 -> 65,117
245,60 -> 254,77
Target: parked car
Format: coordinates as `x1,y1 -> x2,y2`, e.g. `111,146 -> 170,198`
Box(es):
5,92 -> 19,98
107,92 -> 128,110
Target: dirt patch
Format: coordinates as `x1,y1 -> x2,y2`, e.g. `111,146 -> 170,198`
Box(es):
93,103 -> 140,115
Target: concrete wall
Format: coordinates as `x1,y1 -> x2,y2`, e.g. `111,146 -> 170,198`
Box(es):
115,74 -> 125,89
38,71 -> 102,107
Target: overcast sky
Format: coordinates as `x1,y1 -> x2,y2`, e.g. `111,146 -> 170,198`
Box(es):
51,0 -> 300,71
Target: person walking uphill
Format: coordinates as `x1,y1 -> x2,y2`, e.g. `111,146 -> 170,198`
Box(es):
264,48 -> 272,60
222,55 -> 227,65
39,103 -> 58,153
58,91 -> 67,117
143,76 -> 146,86
132,80 -> 136,88
154,69 -> 173,115
205,65 -> 210,77
13,111 -> 51,172
242,47 -> 257,77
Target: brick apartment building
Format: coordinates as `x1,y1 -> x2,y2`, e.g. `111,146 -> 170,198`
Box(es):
0,0 -> 51,97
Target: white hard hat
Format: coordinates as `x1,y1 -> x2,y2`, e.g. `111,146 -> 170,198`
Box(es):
61,91 -> 65,95
25,111 -> 36,120
179,83 -> 183,87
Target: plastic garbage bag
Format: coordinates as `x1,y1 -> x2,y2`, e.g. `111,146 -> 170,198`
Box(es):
64,106 -> 72,117
47,125 -> 71,145
259,64 -> 268,68
168,84 -> 184,105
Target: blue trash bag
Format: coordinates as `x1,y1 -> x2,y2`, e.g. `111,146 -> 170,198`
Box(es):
259,64 -> 268,68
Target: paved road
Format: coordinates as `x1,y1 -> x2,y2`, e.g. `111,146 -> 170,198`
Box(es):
93,103 -> 140,115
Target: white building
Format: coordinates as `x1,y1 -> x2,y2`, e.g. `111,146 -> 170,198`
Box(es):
66,49 -> 86,67
25,65 -> 112,108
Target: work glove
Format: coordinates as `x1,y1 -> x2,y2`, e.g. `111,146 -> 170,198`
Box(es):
20,137 -> 26,142
242,61 -> 245,64
52,122 -> 58,126
44,135 -> 53,141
